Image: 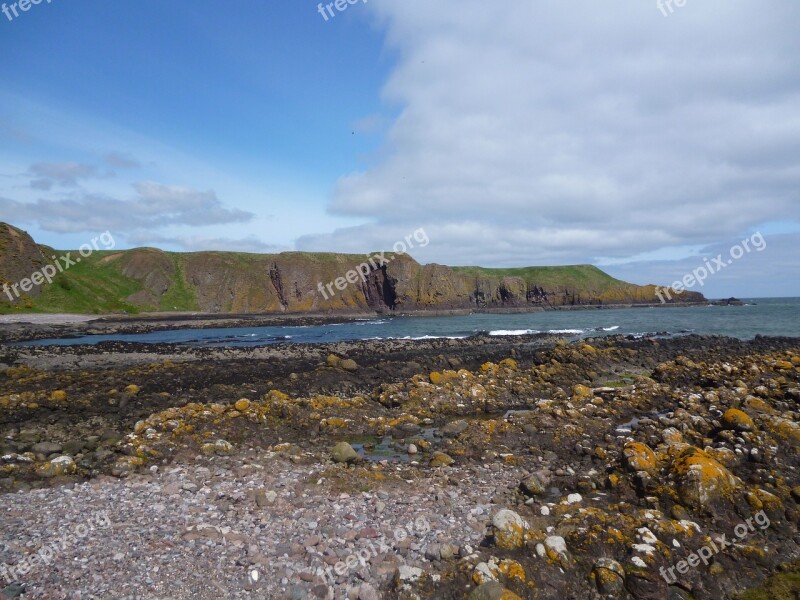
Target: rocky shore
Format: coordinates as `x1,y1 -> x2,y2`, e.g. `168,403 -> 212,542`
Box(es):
1,328 -> 799,599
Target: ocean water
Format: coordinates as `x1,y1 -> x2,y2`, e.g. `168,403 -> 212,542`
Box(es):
16,298 -> 800,347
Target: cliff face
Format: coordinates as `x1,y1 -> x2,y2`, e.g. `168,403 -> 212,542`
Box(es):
0,223 -> 706,314
0,224 -> 50,303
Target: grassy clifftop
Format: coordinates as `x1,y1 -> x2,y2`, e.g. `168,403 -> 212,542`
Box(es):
0,223 -> 705,315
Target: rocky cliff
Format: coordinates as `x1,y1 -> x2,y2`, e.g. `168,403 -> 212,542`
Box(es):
0,223 -> 705,314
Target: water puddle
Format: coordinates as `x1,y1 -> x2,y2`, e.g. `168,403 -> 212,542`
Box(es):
616,410 -> 671,434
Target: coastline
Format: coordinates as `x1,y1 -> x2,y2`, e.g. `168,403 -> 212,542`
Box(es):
0,299 -> 727,344
0,332 -> 797,598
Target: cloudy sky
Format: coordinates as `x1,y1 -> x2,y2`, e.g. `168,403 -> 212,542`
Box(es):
1,1 -> 798,297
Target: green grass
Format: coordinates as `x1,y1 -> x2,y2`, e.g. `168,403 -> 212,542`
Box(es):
158,254 -> 199,312
450,264 -> 625,291
0,251 -> 143,315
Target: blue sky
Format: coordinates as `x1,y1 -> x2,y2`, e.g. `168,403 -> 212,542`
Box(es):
1,0 -> 799,298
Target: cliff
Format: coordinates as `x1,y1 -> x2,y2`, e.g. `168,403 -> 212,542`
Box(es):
0,223 -> 706,314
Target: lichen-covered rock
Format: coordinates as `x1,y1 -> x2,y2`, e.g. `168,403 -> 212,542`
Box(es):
672,446 -> 738,508
201,439 -> 234,456
720,408 -> 755,432
623,442 -> 659,475
572,384 -> 593,400
35,455 -> 76,478
430,451 -> 455,467
469,581 -> 522,600
234,398 -> 251,412
520,471 -> 549,497
492,509 -> 530,550
591,558 -> 626,595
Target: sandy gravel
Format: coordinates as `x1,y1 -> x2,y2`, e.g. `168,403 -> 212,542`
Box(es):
0,315 -> 101,325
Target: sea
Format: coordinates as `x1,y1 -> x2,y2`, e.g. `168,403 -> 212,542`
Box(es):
17,297 -> 800,347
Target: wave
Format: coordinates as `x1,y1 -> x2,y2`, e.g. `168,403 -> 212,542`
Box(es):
489,329 -> 540,336
547,329 -> 585,335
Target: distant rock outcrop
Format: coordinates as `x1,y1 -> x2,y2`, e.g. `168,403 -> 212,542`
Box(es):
0,222 -> 706,313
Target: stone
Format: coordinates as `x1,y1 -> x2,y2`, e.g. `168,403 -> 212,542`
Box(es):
358,583 -> 380,600
441,420 -> 469,438
201,439 -> 234,456
430,451 -> 454,467
30,442 -> 62,455
592,558 -> 625,595
544,535 -> 568,562
720,408 -> 755,432
326,354 -> 340,368
35,456 -> 76,478
469,581 -> 522,600
407,443 -> 418,455
492,509 -> 530,550
572,384 -> 593,400
332,442 -> 359,464
340,359 -> 358,372
623,442 -> 659,476
672,446 -> 738,508
394,565 -> 423,587
62,440 -> 86,455
520,471 -> 548,497
234,398 -> 251,412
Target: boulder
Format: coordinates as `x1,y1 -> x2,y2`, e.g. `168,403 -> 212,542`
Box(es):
332,442 -> 359,464
492,509 -> 530,550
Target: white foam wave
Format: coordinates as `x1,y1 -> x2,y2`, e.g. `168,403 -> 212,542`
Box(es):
489,329 -> 540,336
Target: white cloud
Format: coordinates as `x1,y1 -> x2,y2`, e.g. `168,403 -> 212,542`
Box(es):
307,0 -> 800,270
0,181 -> 253,233
28,161 -> 97,190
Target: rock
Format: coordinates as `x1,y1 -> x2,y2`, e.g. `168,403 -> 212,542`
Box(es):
340,359 -> 358,372
255,489 -> 277,507
441,420 -> 469,438
201,439 -> 234,456
623,442 -> 659,476
30,442 -> 62,455
124,384 -> 140,395
62,440 -> 86,455
592,558 -> 626,595
331,442 -> 359,464
50,390 -> 67,402
473,561 -> 499,585
430,451 -> 454,467
492,509 -> 530,550
672,446 -> 738,509
661,427 -> 683,445
469,581 -> 522,600
234,398 -> 251,412
326,354 -> 340,368
407,443 -> 418,455
111,456 -> 145,477
1,583 -> 26,598
720,408 -> 755,432
544,535 -> 568,563
572,384 -> 593,400
394,565 -> 423,588
358,583 -> 380,600
520,471 -> 549,497
35,456 -> 76,478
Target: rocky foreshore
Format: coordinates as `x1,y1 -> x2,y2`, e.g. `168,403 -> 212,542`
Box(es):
1,331 -> 799,599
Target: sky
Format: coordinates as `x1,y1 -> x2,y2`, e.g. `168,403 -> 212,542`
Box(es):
1,0 -> 798,298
